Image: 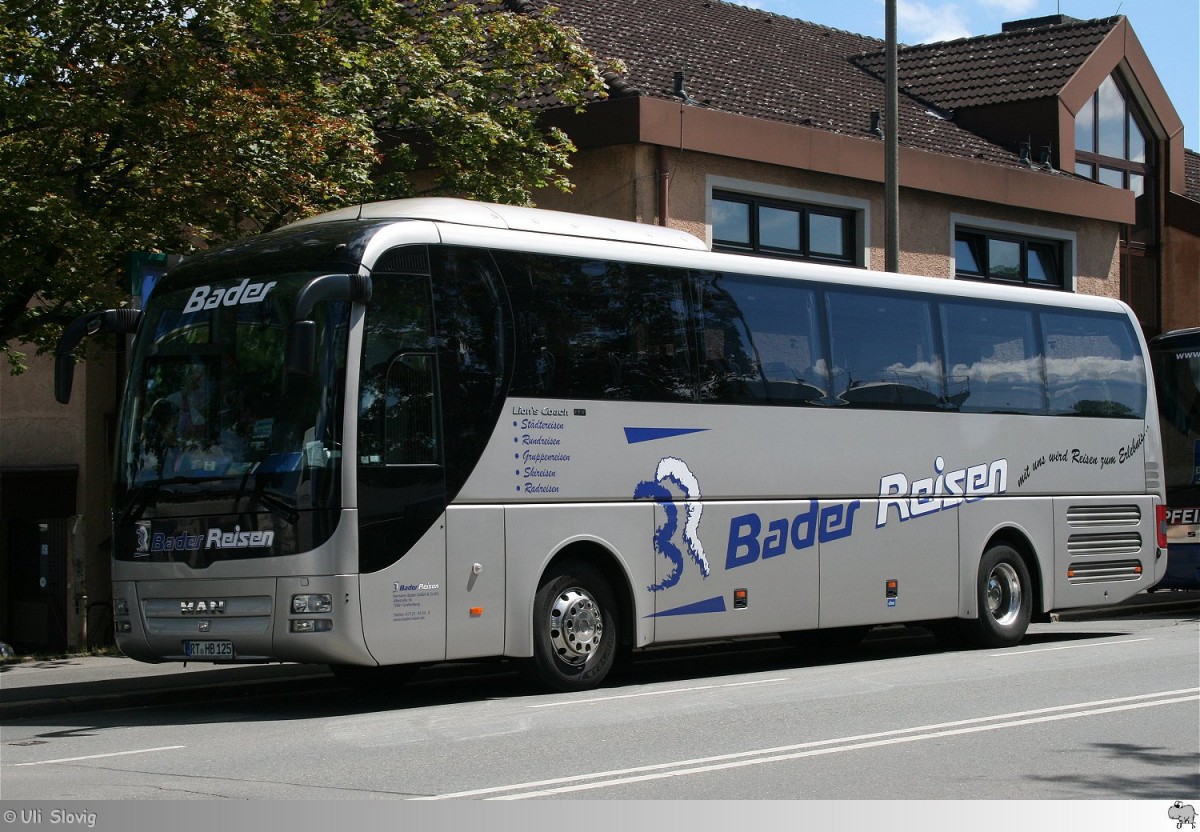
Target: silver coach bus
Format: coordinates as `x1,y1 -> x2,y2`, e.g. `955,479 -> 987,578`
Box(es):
56,198 -> 1168,691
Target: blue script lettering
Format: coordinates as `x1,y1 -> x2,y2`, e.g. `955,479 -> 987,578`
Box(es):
726,499 -> 860,570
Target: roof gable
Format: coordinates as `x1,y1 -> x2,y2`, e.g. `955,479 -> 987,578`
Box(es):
853,16 -> 1120,112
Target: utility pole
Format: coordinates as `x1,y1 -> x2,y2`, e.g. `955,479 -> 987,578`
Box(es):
885,0 -> 900,273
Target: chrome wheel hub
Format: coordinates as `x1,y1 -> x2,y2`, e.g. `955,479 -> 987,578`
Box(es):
986,562 -> 1022,627
547,587 -> 603,666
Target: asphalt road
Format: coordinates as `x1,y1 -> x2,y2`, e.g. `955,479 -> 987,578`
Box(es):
1,594 -> 1196,804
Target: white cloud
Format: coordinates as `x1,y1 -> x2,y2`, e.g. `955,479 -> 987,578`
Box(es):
897,0 -> 973,42
978,0 -> 1041,16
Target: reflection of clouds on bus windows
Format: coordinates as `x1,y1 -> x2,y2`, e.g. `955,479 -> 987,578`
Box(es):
1044,356 -> 1145,383
883,359 -> 941,381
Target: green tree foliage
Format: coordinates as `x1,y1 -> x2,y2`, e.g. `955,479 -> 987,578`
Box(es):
0,0 -> 609,369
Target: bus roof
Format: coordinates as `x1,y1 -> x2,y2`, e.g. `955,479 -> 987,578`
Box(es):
1151,327 -> 1200,348
281,198 -> 1135,319
283,197 -> 710,252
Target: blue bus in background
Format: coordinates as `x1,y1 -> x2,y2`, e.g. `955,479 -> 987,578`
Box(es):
1151,328 -> 1200,590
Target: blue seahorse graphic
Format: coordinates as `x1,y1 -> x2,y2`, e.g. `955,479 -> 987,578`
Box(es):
634,457 -> 709,592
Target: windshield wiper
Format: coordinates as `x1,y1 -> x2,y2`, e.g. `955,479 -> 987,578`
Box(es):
116,476 -> 207,530
231,468 -> 300,525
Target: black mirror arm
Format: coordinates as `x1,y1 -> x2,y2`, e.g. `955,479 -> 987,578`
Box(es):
54,308 -> 142,404
286,274 -> 372,376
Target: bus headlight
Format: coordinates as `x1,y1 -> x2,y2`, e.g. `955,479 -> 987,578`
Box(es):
291,594 -> 332,614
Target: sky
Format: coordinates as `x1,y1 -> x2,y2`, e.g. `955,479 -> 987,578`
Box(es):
745,0 -> 1199,149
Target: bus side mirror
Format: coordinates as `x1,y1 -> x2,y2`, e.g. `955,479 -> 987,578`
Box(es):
286,273 -> 372,378
54,308 -> 142,404
54,352 -> 79,406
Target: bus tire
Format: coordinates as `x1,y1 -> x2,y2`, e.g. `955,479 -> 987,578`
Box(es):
965,543 -> 1032,648
529,560 -> 618,692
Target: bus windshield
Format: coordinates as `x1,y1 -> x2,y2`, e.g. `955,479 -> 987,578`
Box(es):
115,272 -> 350,540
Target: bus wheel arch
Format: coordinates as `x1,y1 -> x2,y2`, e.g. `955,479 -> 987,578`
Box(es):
526,543 -> 632,691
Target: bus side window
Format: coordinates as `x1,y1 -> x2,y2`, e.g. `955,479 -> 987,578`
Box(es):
941,302 -> 1044,414
1043,311 -> 1146,418
625,266 -> 694,402
697,272 -> 827,406
383,353 -> 438,464
502,254 -> 694,402
359,271 -> 437,466
827,289 -> 942,409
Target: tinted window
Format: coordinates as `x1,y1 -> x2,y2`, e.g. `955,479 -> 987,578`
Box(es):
826,290 -> 942,409
1043,311 -> 1146,418
942,302 -> 1044,414
955,228 -> 1066,289
696,273 -> 828,405
712,191 -> 857,265
359,273 -> 438,466
502,254 -> 694,402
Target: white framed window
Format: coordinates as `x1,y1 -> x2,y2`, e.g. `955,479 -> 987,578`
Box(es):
707,177 -> 869,267
951,214 -> 1076,292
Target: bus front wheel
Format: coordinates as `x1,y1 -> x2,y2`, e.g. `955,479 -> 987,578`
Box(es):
528,561 -> 618,692
965,543 -> 1032,648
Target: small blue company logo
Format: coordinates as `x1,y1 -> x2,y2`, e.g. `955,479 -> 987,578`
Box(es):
634,457 -> 709,592
1169,802 -> 1196,829
135,521 -> 152,557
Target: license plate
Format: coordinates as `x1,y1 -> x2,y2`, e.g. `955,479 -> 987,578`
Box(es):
185,640 -> 234,658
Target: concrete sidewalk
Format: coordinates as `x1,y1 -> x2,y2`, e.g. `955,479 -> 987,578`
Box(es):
2,590 -> 1196,721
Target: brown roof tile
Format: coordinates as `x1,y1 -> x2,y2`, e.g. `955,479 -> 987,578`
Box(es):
853,16 -> 1120,111
521,0 -> 1068,171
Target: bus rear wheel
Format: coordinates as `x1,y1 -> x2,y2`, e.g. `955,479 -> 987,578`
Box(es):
528,561 -> 618,692
964,543 -> 1032,648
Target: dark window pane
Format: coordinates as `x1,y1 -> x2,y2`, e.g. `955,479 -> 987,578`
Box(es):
713,198 -> 751,246
1026,243 -> 1060,286
987,239 -> 1022,280
625,266 -> 694,402
942,301 -> 1044,414
431,248 -> 507,484
711,192 -> 857,265
382,354 -> 437,464
954,234 -> 983,274
503,254 -> 692,402
697,273 -> 826,405
809,212 -> 847,257
759,206 -> 800,251
1043,311 -> 1146,418
826,290 -> 941,409
360,272 -> 438,466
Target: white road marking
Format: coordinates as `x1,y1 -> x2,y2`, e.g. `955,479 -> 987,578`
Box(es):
990,637 -> 1153,657
415,688 -> 1199,800
525,677 -> 790,708
12,746 -> 185,767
